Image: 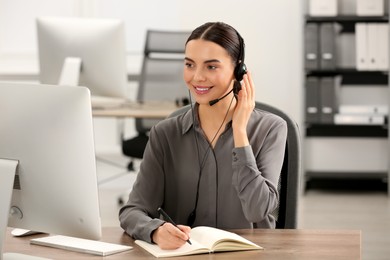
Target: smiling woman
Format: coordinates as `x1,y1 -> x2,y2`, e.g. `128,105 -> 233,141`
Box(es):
184,40 -> 236,104
119,21 -> 288,251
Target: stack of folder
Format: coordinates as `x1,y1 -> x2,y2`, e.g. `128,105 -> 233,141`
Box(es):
334,105 -> 388,125
306,22 -> 388,71
305,0 -> 388,72
305,76 -> 341,124
355,23 -> 389,71
305,23 -> 341,70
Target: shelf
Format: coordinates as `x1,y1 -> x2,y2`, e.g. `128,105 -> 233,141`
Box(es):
305,171 -> 388,179
306,15 -> 389,23
304,8 -> 389,192
305,124 -> 388,137
306,70 -> 389,85
306,15 -> 389,32
304,172 -> 388,191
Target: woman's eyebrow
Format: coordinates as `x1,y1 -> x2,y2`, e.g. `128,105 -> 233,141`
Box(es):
184,57 -> 221,64
204,59 -> 221,64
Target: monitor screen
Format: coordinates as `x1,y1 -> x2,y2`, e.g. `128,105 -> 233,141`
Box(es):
0,82 -> 102,258
36,16 -> 128,98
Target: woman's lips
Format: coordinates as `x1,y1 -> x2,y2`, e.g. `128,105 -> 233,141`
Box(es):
194,86 -> 212,95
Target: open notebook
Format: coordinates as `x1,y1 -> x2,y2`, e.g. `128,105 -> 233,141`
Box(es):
30,235 -> 132,256
135,226 -> 263,258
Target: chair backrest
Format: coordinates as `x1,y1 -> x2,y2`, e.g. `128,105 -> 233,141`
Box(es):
168,101 -> 301,229
135,30 -> 191,133
254,102 -> 301,229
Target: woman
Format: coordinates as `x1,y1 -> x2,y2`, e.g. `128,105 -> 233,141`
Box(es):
119,22 -> 287,250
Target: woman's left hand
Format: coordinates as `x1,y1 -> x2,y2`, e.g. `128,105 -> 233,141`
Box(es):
232,70 -> 255,147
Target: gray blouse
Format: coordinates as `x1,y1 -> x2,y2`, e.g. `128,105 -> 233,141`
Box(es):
119,104 -> 287,243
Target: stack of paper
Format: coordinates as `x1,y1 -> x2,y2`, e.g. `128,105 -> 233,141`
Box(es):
334,105 -> 388,125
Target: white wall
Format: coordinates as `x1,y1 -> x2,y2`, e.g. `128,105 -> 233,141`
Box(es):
0,0 -> 304,152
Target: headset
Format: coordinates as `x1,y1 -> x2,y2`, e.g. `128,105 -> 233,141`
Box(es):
209,30 -> 247,106
187,28 -> 247,227
232,31 -> 247,95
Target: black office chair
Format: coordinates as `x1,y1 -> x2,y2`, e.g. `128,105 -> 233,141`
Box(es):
168,101 -> 301,229
122,30 -> 191,171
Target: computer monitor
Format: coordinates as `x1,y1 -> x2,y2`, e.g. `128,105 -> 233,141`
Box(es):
0,82 -> 102,259
36,16 -> 127,98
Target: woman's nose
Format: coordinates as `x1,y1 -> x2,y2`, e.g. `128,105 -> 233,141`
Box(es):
193,68 -> 206,81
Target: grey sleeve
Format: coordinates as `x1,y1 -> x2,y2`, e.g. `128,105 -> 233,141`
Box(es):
118,126 -> 165,243
231,119 -> 287,223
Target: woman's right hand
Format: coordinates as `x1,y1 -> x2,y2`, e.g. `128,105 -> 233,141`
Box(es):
232,71 -> 255,148
152,222 -> 191,249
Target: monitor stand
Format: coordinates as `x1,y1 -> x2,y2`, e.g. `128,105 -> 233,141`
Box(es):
0,158 -> 50,260
58,57 -> 82,86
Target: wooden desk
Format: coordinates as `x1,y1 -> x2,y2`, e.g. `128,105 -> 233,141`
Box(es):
92,100 -> 178,119
4,227 -> 361,259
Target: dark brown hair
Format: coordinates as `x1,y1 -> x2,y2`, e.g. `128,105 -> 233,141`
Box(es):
185,22 -> 244,65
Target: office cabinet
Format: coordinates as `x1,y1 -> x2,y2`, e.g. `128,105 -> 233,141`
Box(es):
303,1 -> 389,191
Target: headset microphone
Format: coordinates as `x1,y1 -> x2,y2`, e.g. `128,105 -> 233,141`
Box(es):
208,88 -> 234,106
208,99 -> 219,106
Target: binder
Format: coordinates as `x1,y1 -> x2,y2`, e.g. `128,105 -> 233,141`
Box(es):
336,32 -> 355,69
305,77 -> 321,124
319,23 -> 337,70
376,23 -> 389,71
320,77 -> 339,124
356,0 -> 384,16
305,23 -> 319,70
356,23 -> 388,71
367,23 -> 379,70
355,23 -> 369,70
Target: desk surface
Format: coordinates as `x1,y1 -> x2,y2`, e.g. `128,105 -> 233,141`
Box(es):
4,227 -> 361,259
92,100 -> 178,119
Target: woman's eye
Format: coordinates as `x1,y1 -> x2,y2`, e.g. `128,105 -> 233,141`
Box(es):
208,65 -> 216,70
185,62 -> 193,68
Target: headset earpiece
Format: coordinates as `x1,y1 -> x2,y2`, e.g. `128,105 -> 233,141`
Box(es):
234,62 -> 247,82
233,61 -> 246,96
233,29 -> 247,93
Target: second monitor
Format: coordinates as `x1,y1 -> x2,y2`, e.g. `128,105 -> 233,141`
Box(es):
36,16 -> 128,98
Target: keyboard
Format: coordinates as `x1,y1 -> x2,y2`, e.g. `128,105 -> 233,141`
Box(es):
30,235 -> 132,256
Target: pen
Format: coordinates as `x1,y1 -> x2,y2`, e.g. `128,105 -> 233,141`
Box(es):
157,207 -> 192,245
